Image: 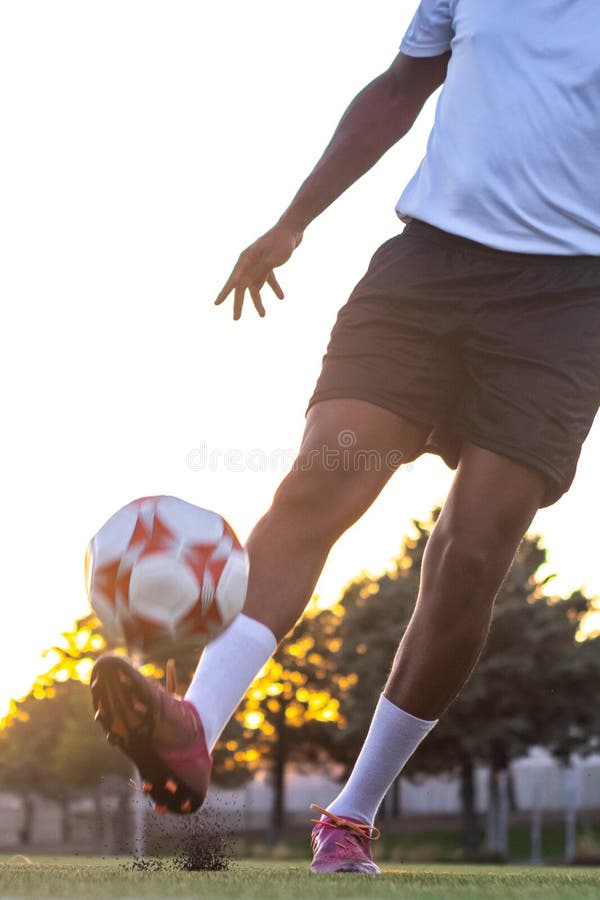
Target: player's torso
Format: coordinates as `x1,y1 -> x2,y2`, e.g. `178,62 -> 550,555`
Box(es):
447,0 -> 599,110
444,0 -> 600,200
398,0 -> 600,254
450,0 -> 598,57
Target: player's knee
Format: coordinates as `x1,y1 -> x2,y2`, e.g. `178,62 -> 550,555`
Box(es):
425,528 -> 490,595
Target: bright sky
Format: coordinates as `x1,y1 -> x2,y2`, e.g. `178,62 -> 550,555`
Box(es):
1,1 -> 598,718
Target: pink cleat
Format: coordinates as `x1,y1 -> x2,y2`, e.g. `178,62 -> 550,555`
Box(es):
310,804 -> 381,874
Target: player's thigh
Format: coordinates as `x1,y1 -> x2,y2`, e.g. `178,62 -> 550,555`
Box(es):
301,398 -> 429,464
275,399 -> 430,530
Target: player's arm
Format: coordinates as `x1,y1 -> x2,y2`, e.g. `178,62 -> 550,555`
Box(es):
216,51 -> 450,320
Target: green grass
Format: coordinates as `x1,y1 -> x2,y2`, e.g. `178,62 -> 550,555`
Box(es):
1,858 -> 600,899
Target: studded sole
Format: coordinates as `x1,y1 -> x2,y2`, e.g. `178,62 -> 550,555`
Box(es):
90,656 -> 203,815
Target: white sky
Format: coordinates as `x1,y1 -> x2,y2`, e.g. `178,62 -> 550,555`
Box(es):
1,1 -> 598,717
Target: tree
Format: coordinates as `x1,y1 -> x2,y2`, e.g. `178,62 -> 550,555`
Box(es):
0,685 -> 64,844
0,616 -> 145,848
50,681 -> 131,848
0,678 -> 130,845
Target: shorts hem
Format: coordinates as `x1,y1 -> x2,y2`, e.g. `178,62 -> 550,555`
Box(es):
453,427 -> 566,508
307,389 -> 567,507
306,388 -> 437,432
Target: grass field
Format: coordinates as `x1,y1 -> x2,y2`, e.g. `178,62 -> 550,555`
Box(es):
2,857 -> 600,899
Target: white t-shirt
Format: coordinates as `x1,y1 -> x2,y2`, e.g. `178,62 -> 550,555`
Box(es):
397,0 -> 600,255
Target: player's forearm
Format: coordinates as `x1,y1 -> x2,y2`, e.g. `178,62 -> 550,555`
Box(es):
277,71 -> 419,234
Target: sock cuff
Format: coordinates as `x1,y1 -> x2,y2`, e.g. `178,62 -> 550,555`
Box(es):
184,613 -> 277,752
228,612 -> 277,653
379,694 -> 438,733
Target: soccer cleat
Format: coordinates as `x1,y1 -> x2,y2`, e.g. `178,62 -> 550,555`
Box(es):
309,804 -> 381,874
91,655 -> 212,815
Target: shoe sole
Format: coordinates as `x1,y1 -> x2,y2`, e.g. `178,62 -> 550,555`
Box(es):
311,864 -> 381,874
91,656 -> 203,815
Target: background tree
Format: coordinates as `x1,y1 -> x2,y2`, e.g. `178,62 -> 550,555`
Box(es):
0,678 -> 130,845
0,615 -> 155,848
50,681 -> 131,848
0,685 -> 64,844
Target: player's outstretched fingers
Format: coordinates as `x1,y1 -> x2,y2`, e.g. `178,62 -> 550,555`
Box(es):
250,286 -> 266,317
267,271 -> 284,299
233,284 -> 246,320
215,273 -> 235,306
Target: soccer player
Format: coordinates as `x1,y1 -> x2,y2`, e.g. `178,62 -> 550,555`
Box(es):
92,0 -> 600,873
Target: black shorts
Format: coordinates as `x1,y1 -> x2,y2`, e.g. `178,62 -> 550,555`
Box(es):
308,221 -> 600,507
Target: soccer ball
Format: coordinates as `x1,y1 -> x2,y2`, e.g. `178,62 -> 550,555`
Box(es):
85,495 -> 248,650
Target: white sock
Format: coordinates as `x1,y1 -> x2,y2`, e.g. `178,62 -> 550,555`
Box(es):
326,694 -> 437,825
184,613 -> 277,752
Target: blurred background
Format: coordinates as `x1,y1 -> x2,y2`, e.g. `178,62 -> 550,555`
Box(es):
2,511 -> 600,864
1,0 -> 599,866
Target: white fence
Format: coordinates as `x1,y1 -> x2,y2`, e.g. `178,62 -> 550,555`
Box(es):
206,749 -> 600,823
2,749 -> 600,848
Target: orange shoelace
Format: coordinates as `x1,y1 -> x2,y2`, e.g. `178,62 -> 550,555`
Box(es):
166,658 -> 178,694
310,803 -> 380,851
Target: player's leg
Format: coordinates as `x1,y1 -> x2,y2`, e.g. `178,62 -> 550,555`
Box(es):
310,229 -> 600,871
184,398 -> 430,750
319,443 -> 544,835
387,442 -> 545,716
252,398 -> 429,637
92,224 -> 443,814
92,398 -> 430,813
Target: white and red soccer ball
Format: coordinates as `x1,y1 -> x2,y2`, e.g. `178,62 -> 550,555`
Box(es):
85,496 -> 248,649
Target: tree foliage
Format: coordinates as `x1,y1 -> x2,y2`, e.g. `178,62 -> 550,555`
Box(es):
0,677 -> 131,844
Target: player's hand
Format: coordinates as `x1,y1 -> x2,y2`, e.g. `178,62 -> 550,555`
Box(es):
215,223 -> 303,320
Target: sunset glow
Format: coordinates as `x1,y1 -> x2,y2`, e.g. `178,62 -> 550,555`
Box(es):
1,0 -> 598,720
